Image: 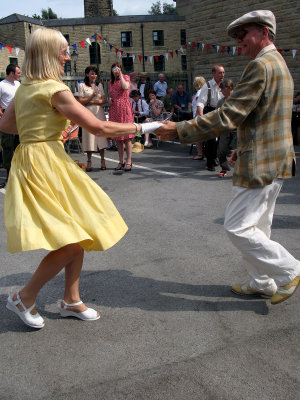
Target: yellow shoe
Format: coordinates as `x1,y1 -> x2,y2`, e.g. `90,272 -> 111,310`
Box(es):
270,276 -> 300,305
231,283 -> 274,298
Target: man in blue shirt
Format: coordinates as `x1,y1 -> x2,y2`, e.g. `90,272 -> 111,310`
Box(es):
153,74 -> 168,99
172,84 -> 192,121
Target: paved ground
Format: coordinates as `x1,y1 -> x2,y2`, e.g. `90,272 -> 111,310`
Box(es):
0,141 -> 299,400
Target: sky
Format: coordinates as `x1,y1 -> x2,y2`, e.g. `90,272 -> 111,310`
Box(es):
0,0 -> 176,19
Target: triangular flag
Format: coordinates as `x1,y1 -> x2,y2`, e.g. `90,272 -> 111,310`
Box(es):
72,44 -> 77,51
277,49 -> 282,54
15,47 -> 20,56
0,44 -> 2,50
144,56 -> 148,62
155,56 -> 158,62
165,53 -> 168,60
232,46 -> 236,55
109,44 -> 112,51
180,47 -> 184,54
126,53 -> 130,58
115,48 -> 119,54
238,47 -> 242,55
86,38 -> 92,46
216,45 -> 220,53
206,44 -> 210,52
117,52 -> 122,59
197,43 -> 200,49
97,35 -> 101,41
138,55 -> 142,62
222,46 -> 225,53
175,50 -> 178,56
132,54 -> 136,62
104,40 -> 107,47
170,51 -> 174,58
79,41 -> 85,48
192,41 -> 195,48
149,56 -> 153,64
184,44 -> 188,49
67,46 -> 70,54
7,45 -> 12,54
202,43 -> 205,51
92,34 -> 95,40
227,46 -> 230,53
292,49 -> 297,58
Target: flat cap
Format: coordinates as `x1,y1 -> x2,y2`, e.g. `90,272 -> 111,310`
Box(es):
227,10 -> 276,38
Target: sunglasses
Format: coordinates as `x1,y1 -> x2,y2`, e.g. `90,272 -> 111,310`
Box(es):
233,29 -> 248,40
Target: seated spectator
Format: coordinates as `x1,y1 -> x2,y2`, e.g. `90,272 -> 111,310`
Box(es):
172,84 -> 192,121
138,73 -> 151,102
144,89 -> 164,147
130,90 -> 149,124
161,88 -> 174,114
217,79 -> 237,177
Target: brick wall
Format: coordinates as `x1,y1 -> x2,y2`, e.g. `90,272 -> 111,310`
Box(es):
176,0 -> 300,93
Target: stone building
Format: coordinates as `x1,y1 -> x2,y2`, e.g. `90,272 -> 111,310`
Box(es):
175,0 -> 300,92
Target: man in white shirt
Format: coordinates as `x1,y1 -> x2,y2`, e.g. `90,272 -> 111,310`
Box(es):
0,64 -> 21,188
130,90 -> 149,124
196,64 -> 225,171
153,74 -> 168,99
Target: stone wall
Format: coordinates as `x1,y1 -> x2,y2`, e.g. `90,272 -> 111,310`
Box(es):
175,0 -> 300,93
84,0 -> 113,17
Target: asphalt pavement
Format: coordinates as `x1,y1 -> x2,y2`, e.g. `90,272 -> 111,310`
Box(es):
0,141 -> 299,400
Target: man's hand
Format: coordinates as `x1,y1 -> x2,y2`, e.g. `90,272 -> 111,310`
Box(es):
155,121 -> 177,141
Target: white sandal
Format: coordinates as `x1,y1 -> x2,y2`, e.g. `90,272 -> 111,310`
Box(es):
57,300 -> 100,321
6,293 -> 45,329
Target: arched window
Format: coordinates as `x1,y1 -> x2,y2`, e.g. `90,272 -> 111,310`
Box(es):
89,42 -> 101,65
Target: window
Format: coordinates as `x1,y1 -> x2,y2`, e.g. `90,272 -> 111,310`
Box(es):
180,29 -> 186,45
121,31 -> 132,48
154,56 -> 165,72
64,61 -> 71,73
89,42 -> 101,65
9,58 -> 18,66
63,34 -> 70,44
122,57 -> 134,73
153,30 -> 164,46
181,55 -> 187,71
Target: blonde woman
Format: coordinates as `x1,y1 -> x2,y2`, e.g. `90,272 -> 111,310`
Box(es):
192,76 -> 206,160
0,28 -> 142,329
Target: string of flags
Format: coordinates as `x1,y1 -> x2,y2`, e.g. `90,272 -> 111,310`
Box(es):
0,33 -> 298,61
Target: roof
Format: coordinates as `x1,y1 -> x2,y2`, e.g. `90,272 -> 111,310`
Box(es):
0,13 -> 43,25
0,13 -> 185,27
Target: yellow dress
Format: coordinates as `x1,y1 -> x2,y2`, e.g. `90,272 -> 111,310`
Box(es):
4,78 -> 128,253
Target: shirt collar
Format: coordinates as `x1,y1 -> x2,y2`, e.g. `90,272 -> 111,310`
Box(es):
256,44 -> 276,59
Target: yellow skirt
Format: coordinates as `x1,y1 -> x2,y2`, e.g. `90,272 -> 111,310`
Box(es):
4,141 -> 128,253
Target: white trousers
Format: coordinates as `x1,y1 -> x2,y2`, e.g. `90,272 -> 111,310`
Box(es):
224,179 -> 300,293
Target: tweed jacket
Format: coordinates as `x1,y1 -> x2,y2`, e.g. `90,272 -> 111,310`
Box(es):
177,48 -> 295,188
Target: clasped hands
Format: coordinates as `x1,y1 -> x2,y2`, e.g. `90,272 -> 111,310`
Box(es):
155,121 -> 178,141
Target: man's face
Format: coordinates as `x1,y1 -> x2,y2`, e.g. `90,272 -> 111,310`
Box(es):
159,74 -> 165,82
221,85 -> 232,99
234,24 -> 266,59
13,67 -> 21,81
212,66 -> 225,85
177,85 -> 184,95
133,95 -> 140,103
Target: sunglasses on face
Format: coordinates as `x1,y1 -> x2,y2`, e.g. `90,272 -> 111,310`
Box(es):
233,29 -> 248,40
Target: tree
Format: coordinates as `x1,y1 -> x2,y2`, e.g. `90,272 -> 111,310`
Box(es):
41,7 -> 58,19
148,1 -> 177,15
113,9 -> 119,16
32,13 -> 41,20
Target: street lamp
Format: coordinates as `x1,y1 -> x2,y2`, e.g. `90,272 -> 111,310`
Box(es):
71,50 -> 78,73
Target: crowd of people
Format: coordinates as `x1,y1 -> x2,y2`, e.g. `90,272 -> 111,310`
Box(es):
0,9 -> 299,331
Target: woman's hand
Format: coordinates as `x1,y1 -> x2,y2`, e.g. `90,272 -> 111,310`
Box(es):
155,121 -> 177,141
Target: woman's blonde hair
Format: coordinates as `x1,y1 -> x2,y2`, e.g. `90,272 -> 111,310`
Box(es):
23,28 -> 68,81
193,76 -> 206,91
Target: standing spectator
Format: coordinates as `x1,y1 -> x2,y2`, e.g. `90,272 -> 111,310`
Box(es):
144,89 -> 164,147
130,90 -> 149,124
153,73 -> 168,99
157,10 -> 300,305
161,88 -> 174,114
129,72 -> 138,95
138,72 -> 151,102
0,64 -> 21,188
197,64 -> 225,171
78,66 -> 107,171
191,76 -> 206,160
217,79 -> 237,177
172,83 -> 192,122
109,63 -> 135,172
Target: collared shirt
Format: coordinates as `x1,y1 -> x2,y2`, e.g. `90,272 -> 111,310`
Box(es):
196,78 -> 223,109
130,98 -> 149,117
172,91 -> 191,111
153,80 -> 168,97
177,47 -> 295,188
0,79 -> 20,109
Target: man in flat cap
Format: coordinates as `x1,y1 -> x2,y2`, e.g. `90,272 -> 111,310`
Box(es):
156,10 -> 300,304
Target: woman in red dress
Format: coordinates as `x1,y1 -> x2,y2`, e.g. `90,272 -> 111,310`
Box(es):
109,63 -> 135,172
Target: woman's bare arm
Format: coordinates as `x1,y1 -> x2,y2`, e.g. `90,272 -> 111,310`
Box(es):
0,101 -> 18,134
52,90 -> 137,137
